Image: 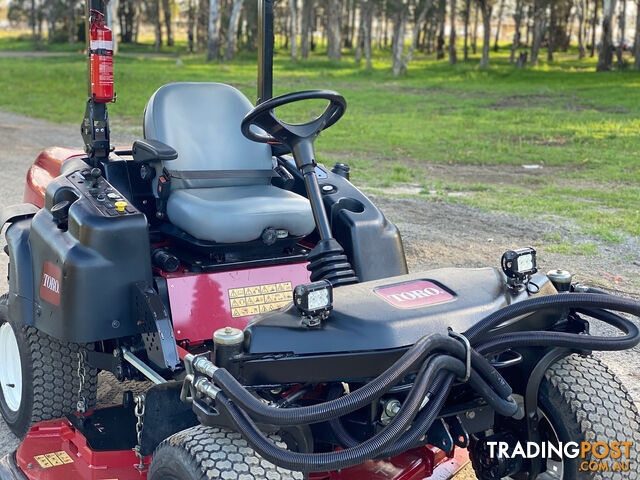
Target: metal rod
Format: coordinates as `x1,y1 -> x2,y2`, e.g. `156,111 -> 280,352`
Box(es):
121,347 -> 166,385
257,0 -> 274,103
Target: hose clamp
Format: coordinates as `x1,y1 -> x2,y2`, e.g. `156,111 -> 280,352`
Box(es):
448,329 -> 471,382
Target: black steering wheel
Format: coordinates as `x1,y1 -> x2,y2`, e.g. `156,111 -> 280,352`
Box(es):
241,90 -> 347,244
241,90 -> 346,148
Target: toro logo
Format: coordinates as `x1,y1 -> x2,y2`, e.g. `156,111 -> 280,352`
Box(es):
374,280 -> 454,309
39,261 -> 61,306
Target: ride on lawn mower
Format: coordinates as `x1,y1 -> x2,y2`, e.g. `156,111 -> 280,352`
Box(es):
1,2 -> 640,480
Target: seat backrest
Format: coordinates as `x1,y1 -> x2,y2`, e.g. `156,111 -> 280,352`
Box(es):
144,82 -> 272,189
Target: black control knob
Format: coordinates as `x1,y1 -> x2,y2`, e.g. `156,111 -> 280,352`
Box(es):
332,162 -> 350,180
151,249 -> 180,273
51,200 -> 71,228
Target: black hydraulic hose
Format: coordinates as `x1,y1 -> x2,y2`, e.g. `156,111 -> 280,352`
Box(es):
476,308 -> 640,355
211,333 -> 469,425
216,355 -> 466,472
377,373 -> 455,458
464,292 -> 640,343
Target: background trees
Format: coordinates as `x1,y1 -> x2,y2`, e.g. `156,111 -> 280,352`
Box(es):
5,0 -> 640,73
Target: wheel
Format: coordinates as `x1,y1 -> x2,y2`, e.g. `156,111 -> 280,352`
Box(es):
536,354 -> 640,479
0,294 -> 98,438
472,354 -> 640,479
148,425 -> 304,480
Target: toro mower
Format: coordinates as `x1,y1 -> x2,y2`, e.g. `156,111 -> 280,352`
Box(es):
1,2 -> 640,480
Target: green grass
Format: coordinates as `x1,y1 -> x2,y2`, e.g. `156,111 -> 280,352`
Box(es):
0,38 -> 639,240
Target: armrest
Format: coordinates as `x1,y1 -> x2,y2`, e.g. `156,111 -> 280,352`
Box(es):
132,139 -> 178,163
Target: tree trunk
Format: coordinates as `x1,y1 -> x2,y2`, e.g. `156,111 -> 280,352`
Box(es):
436,0 -> 445,59
463,0 -> 470,59
153,0 -> 162,51
289,0 -> 298,58
300,0 -> 312,58
449,0 -> 457,63
634,0 -> 640,69
471,1 -> 479,53
478,0 -> 492,68
68,1 -> 75,44
355,0 -> 365,61
510,0 -> 523,63
530,0 -> 544,65
391,0 -> 408,74
207,0 -> 220,60
327,0 -> 342,59
31,0 -> 37,43
363,0 -> 373,68
47,0 -> 55,43
162,0 -> 174,46
590,0 -> 599,56
493,0 -> 504,51
225,0 -> 243,59
578,0 -> 586,58
616,0 -> 626,64
400,0 -> 434,72
547,1 -> 555,60
187,0 -> 196,52
597,0 -> 617,70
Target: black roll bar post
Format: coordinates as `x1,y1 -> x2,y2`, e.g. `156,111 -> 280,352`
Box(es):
257,0 -> 275,104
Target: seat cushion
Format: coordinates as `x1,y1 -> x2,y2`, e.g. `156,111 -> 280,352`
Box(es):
166,185 -> 315,244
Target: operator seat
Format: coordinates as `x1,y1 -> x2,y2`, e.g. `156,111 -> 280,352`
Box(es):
143,82 -> 315,244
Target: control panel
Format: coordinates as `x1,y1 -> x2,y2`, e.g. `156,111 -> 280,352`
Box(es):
67,168 -> 139,217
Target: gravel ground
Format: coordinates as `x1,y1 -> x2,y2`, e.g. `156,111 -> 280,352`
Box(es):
0,111 -> 638,479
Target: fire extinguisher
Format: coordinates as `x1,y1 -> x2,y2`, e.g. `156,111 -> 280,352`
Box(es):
89,9 -> 114,103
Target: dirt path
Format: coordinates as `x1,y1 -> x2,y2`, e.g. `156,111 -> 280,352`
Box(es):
0,112 -> 638,479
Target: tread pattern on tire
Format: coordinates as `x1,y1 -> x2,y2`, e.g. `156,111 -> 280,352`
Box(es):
543,354 -> 640,479
153,425 -> 304,480
25,324 -> 98,423
0,293 -> 98,430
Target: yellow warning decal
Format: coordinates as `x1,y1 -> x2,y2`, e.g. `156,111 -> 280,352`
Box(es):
229,282 -> 293,318
34,451 -> 74,469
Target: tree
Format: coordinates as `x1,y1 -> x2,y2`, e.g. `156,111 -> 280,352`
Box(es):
510,0 -> 524,63
436,0 -> 445,59
615,0 -> 626,64
597,0 -> 617,70
67,0 -> 76,44
577,0 -> 586,57
530,0 -> 546,66
289,0 -> 298,59
476,0 -> 494,68
391,0 -> 408,74
327,0 -> 342,60
399,0 -> 434,73
225,0 -> 243,59
492,0 -> 505,51
462,0 -> 471,60
187,0 -> 196,52
300,0 -> 313,58
449,0 -> 457,63
471,1 -> 479,53
362,0 -> 374,68
207,0 -> 220,60
590,0 -> 599,56
634,0 -> 640,69
162,0 -> 174,46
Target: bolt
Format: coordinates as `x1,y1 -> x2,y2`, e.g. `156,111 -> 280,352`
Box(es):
225,327 -> 233,334
112,320 -> 120,329
466,411 -> 476,420
385,399 -> 401,417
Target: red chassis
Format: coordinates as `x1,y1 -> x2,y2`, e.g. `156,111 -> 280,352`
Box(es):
2,147 -> 470,480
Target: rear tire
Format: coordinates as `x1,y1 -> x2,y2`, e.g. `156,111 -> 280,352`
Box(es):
148,425 -> 304,480
0,294 -> 98,438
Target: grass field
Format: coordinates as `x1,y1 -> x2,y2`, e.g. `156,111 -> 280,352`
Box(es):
0,39 -> 638,242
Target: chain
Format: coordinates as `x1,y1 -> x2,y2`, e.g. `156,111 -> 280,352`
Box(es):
134,393 -> 146,471
76,351 -> 87,414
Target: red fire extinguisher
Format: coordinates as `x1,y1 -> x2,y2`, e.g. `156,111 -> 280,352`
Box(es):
89,10 -> 114,103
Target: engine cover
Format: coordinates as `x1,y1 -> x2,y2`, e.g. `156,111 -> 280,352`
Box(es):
242,268 -> 556,384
